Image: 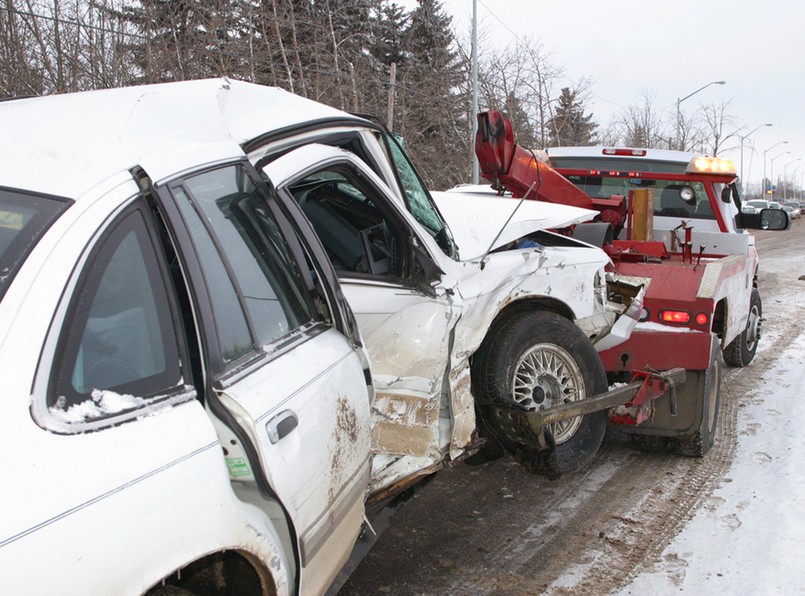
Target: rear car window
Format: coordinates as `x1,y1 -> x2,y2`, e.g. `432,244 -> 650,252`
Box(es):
0,188 -> 72,301
48,207 -> 187,420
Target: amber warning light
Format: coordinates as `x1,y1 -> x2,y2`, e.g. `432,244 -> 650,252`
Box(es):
686,156 -> 735,175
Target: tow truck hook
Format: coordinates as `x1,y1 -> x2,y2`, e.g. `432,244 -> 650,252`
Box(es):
480,368 -> 686,447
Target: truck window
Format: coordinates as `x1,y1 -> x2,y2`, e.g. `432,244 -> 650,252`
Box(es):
566,176 -> 714,220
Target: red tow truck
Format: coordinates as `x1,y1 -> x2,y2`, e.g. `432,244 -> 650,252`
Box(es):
470,110 -> 790,455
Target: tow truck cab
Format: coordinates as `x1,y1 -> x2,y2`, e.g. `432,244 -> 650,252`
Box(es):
542,147 -> 790,242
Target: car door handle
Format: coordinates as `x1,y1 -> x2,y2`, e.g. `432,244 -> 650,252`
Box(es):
266,410 -> 298,444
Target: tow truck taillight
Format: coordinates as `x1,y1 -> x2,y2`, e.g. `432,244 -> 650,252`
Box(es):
659,310 -> 710,326
660,310 -> 690,324
603,148 -> 647,157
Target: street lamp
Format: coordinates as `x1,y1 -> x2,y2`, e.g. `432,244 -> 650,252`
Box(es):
739,122 -> 772,186
763,141 -> 789,197
676,80 -> 726,150
799,172 -> 805,201
783,159 -> 801,200
790,166 -> 801,201
770,151 -> 791,201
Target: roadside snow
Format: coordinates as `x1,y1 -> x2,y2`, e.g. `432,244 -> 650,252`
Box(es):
619,310 -> 805,593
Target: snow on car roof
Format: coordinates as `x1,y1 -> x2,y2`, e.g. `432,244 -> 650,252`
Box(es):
0,78 -> 358,200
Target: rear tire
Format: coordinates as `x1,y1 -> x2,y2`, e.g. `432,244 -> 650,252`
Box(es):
674,350 -> 722,457
628,434 -> 671,453
723,288 -> 762,367
472,311 -> 608,478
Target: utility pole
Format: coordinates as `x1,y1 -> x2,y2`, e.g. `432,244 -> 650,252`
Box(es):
471,0 -> 479,184
386,62 -> 396,132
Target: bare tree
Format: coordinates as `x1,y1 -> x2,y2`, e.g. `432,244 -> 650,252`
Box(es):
700,100 -> 740,156
611,90 -> 670,149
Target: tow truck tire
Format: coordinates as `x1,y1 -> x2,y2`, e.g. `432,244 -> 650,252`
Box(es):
472,311 -> 608,479
674,349 -> 722,458
723,288 -> 762,367
628,434 -> 671,453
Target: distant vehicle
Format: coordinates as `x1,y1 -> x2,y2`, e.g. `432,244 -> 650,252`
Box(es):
782,204 -> 800,220
741,199 -> 770,214
783,202 -> 801,219
769,201 -> 782,209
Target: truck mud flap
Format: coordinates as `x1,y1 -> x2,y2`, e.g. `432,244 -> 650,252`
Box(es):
620,335 -> 721,437
478,368 -> 686,450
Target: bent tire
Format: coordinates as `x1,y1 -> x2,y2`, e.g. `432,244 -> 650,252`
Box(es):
723,288 -> 762,367
674,350 -> 722,458
472,311 -> 608,478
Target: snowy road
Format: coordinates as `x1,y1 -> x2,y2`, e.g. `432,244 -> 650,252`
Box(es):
338,222 -> 805,595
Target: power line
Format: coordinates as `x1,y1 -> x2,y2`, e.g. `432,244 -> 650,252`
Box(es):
0,5 -> 148,40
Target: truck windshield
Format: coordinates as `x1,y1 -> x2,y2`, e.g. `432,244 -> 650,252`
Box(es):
0,189 -> 72,301
565,175 -> 714,220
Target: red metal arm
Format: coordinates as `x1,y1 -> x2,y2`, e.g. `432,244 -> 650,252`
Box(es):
475,110 -> 627,229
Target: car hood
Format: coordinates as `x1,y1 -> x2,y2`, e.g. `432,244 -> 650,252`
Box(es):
431,190 -> 598,261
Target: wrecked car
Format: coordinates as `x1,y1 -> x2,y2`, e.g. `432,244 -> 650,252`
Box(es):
0,78 -> 644,596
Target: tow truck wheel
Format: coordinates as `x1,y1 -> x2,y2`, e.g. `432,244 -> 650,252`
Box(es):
472,311 -> 608,479
674,348 -> 722,458
723,288 -> 762,367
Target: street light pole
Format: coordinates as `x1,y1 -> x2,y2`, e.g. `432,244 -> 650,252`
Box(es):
783,159 -> 801,200
799,172 -> 805,201
770,151 -> 791,201
763,141 -> 789,198
739,122 -> 772,188
676,80 -> 726,150
790,167 -> 801,201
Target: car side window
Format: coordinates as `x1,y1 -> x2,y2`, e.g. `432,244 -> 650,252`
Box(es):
172,164 -> 320,367
49,207 -> 186,419
288,166 -> 402,277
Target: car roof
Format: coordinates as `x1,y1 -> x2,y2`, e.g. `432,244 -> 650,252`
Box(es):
1,78 -> 357,200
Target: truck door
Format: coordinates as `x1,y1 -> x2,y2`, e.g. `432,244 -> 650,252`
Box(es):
155,160 -> 372,594
263,146 -> 462,460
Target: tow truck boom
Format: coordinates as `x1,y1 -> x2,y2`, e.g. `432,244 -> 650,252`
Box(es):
475,110 -> 627,229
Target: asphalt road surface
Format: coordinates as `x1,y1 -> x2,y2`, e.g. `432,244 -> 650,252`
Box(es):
337,218 -> 804,595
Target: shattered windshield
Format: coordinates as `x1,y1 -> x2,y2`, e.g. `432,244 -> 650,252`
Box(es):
385,135 -> 459,259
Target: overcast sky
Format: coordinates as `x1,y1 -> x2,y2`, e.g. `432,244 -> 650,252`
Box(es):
402,0 -> 805,191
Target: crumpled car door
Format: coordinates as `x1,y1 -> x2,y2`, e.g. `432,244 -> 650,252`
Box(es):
262,145 -> 463,461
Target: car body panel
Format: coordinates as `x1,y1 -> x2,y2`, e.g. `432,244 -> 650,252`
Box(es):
1,128 -> 373,594
431,190 -> 598,259
263,144 -> 632,489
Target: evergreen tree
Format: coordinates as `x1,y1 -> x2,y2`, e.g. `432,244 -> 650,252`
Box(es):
398,0 -> 467,189
546,87 -> 599,147
120,0 -> 251,83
